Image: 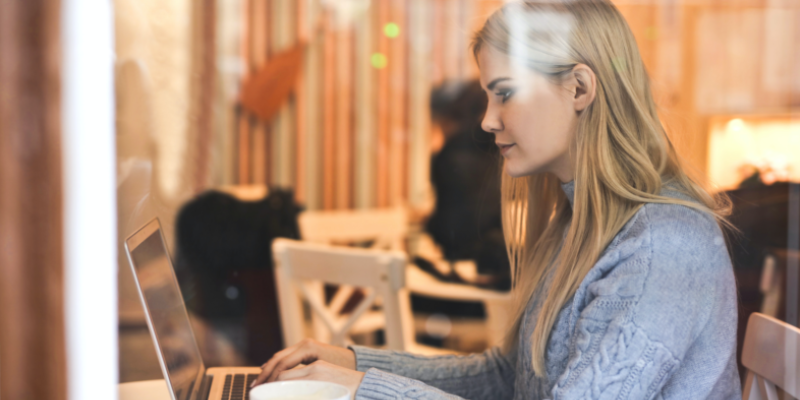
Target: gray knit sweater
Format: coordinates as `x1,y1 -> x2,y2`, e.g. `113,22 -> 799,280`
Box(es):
350,181 -> 741,399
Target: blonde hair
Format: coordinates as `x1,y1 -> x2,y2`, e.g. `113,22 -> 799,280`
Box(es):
472,0 -> 732,376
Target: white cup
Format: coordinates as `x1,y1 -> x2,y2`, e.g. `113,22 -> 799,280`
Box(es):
249,380 -> 350,400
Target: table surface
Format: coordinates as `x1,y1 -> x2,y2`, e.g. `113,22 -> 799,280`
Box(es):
119,379 -> 171,400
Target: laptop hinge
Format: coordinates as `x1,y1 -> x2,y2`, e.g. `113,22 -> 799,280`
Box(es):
195,373 -> 213,400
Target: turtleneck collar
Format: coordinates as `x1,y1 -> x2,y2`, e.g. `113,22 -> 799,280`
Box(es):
560,180 -> 575,208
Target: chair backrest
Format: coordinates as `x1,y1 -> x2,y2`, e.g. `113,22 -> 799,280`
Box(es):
271,238 -> 414,350
298,207 -> 408,251
742,312 -> 800,400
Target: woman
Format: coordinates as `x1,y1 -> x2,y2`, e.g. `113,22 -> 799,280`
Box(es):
251,1 -> 741,398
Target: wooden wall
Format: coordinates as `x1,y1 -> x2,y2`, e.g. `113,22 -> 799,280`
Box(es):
234,0 -> 503,210
232,0 -> 800,209
616,0 -> 800,175
0,1 -> 67,399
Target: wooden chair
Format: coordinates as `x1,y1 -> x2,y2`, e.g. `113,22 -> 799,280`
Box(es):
742,312 -> 800,400
272,238 -> 423,352
297,207 -> 512,349
298,207 -> 409,251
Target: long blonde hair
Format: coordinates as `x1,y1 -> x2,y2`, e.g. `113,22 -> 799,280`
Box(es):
472,0 -> 732,375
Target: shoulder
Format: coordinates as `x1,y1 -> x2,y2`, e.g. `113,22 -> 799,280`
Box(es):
574,185 -> 735,334
637,186 -> 729,274
608,184 -> 728,273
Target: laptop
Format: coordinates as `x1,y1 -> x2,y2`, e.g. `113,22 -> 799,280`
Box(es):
125,218 -> 263,400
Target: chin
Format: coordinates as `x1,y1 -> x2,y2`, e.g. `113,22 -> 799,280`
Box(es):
504,162 -> 540,178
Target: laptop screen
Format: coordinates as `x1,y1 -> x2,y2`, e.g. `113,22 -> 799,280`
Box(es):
126,219 -> 205,400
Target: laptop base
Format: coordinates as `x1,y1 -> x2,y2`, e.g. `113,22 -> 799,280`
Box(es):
206,367 -> 263,400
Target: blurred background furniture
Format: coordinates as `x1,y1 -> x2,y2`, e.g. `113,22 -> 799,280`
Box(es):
296,207 -> 511,352
273,238 -> 456,355
299,207 -> 409,251
741,312 -> 800,400
726,182 -> 800,378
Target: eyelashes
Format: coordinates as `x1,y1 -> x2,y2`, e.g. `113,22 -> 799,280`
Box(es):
496,89 -> 515,103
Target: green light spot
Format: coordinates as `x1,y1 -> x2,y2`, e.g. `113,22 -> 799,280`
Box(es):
371,53 -> 388,69
384,22 -> 400,38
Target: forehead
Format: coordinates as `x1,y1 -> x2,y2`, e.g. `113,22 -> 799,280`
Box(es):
477,46 -> 529,88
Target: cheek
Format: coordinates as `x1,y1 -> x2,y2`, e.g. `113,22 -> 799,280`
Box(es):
503,91 -> 575,175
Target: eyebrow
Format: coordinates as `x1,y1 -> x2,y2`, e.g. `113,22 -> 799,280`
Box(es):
487,77 -> 511,90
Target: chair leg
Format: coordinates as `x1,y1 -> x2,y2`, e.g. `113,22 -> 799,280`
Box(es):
744,371 -> 780,400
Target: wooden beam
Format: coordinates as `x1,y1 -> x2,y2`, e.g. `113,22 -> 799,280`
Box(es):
0,0 -> 67,399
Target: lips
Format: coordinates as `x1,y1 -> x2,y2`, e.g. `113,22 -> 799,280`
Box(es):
497,143 -> 515,156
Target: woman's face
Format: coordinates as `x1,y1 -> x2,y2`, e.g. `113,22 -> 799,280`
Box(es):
478,46 -> 578,182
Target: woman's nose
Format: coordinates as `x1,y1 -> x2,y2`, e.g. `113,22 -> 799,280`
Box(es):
481,109 -> 503,133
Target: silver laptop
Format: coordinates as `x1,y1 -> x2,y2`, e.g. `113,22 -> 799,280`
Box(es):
125,218 -> 262,400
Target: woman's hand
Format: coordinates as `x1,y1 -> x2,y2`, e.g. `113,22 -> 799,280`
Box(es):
270,360 -> 365,400
251,339 -> 357,387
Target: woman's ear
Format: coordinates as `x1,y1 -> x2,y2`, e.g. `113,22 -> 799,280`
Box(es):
569,64 -> 596,112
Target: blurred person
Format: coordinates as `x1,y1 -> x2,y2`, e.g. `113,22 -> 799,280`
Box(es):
421,79 -> 510,290
252,1 -> 741,399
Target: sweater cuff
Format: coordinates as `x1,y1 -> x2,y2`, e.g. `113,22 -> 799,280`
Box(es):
349,345 -> 393,373
355,368 -> 410,400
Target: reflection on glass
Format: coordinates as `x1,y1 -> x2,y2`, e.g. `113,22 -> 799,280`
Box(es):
130,231 -> 202,398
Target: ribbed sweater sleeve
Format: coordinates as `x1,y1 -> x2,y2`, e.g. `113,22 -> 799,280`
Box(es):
350,345 -> 516,400
357,369 -> 466,400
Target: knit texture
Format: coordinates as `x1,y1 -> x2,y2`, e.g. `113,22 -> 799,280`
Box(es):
351,180 -> 741,399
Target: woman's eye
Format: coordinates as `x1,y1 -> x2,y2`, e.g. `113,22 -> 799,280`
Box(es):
497,90 -> 514,103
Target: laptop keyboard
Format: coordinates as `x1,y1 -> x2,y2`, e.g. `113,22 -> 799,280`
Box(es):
220,374 -> 259,400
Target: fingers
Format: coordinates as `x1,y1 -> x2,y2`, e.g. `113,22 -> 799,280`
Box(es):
274,363 -> 315,381
252,340 -> 319,387
266,347 -> 314,383
255,346 -> 295,384
252,346 -> 296,387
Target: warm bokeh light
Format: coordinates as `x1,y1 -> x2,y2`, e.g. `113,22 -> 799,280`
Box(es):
708,116 -> 800,190
727,118 -> 745,132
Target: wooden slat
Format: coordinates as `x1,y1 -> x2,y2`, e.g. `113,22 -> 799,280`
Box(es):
191,0 -> 217,193
741,312 -> 800,398
431,0 -> 445,84
252,122 -> 268,184
238,112 -> 253,183
252,0 -> 269,68
388,0 -> 409,206
375,0 -> 390,207
322,11 -> 337,210
408,0 -> 433,207
443,0 -> 460,79
238,0 -> 252,184
270,0 -> 296,188
335,26 -> 355,209
304,14 -> 324,210
0,0 -> 66,398
260,0 -> 272,185
354,4 -> 377,209
455,0 -> 468,78
295,0 -> 309,204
